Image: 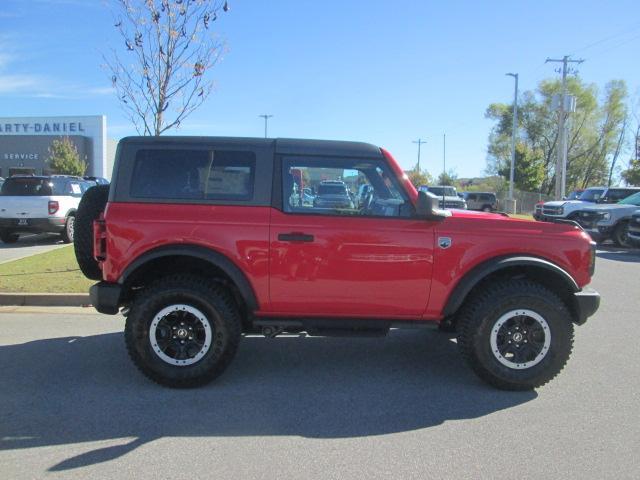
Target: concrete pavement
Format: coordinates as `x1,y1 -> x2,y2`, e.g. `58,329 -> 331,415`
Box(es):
0,233 -> 67,265
0,249 -> 639,479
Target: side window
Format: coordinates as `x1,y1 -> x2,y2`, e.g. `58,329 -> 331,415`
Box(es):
282,157 -> 411,218
69,182 -> 83,197
130,149 -> 255,201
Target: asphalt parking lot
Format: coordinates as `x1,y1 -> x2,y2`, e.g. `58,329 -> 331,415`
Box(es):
0,247 -> 639,479
0,234 -> 66,265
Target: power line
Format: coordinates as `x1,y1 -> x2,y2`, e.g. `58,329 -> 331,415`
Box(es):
570,22 -> 640,56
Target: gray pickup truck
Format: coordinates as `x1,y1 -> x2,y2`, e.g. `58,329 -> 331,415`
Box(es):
573,192 -> 640,246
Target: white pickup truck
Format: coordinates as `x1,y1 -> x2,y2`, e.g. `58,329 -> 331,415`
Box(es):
0,175 -> 91,244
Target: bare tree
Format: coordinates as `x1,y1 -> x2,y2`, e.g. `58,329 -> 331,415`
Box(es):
105,0 -> 229,136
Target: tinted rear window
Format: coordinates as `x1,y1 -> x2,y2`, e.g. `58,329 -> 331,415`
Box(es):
130,149 -> 256,201
1,178 -> 53,196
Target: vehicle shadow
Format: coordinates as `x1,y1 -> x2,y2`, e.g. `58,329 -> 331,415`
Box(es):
596,246 -> 640,263
0,330 -> 536,471
0,233 -> 62,249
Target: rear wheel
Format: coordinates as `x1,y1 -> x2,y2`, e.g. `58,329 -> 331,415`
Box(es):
612,222 -> 630,247
482,205 -> 492,212
125,275 -> 242,388
60,215 -> 75,243
74,185 -> 110,279
0,230 -> 19,243
457,279 -> 574,390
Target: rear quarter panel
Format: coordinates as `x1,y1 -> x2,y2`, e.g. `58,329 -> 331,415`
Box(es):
101,203 -> 271,305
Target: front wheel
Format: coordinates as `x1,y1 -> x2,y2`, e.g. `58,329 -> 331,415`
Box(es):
612,222 -> 630,248
457,280 -> 574,390
125,275 -> 242,388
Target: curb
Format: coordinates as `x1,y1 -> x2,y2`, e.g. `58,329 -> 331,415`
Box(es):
0,293 -> 91,307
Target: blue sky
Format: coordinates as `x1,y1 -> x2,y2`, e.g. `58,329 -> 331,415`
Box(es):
1,0 -> 639,177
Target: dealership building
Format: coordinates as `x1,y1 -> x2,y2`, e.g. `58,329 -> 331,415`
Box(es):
0,115 -> 117,179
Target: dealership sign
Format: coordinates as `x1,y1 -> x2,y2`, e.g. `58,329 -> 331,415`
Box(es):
0,122 -> 87,134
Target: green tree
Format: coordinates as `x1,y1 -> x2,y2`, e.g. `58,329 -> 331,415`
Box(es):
486,77 -> 628,194
622,159 -> 640,185
437,169 -> 457,186
47,137 -> 87,176
407,164 -> 433,188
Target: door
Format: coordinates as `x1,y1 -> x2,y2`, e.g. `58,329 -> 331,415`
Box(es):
269,155 -> 435,318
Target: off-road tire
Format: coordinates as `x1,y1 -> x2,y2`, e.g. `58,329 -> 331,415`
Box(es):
0,230 -> 19,243
457,279 -> 574,390
60,214 -> 75,243
125,275 -> 242,388
74,185 -> 109,280
612,221 -> 630,248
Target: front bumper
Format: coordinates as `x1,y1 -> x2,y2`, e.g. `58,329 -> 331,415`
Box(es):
90,282 -> 122,315
573,288 -> 601,325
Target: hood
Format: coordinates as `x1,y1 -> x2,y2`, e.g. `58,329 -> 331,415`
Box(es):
437,195 -> 465,202
580,203 -> 637,212
543,200 -> 585,207
449,209 -> 590,235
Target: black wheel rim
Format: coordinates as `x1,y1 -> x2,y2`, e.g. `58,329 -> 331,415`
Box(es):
490,309 -> 551,369
149,304 -> 213,366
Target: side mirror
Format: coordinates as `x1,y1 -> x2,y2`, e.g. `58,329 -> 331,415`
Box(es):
416,190 -> 432,217
416,190 -> 449,220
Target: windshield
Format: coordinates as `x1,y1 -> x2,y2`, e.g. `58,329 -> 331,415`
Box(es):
317,184 -> 347,196
567,190 -> 582,200
579,189 -> 604,201
0,178 -> 53,196
427,186 -> 456,197
618,192 -> 640,206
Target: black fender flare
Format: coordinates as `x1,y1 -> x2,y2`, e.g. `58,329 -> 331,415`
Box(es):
119,244 -> 259,311
442,255 -> 579,317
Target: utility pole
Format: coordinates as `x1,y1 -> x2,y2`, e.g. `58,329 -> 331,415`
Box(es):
506,73 -> 518,202
545,56 -> 583,199
442,133 -> 446,205
258,114 -> 273,138
412,138 -> 427,172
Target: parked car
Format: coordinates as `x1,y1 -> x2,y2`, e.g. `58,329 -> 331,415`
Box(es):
538,187 -> 606,221
0,175 -> 85,243
463,192 -> 497,212
627,210 -> 640,248
76,136 -> 599,391
313,180 -> 355,209
573,192 -> 640,246
83,176 -> 110,186
0,177 -> 4,189
418,185 -> 467,209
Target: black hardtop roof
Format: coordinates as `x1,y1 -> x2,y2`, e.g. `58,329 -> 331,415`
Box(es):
118,136 -> 383,158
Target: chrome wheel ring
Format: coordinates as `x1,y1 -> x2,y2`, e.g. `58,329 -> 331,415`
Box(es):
489,309 -> 551,370
149,304 -> 213,366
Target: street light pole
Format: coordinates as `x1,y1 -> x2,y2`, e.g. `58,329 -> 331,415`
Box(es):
506,73 -> 518,202
258,114 -> 273,138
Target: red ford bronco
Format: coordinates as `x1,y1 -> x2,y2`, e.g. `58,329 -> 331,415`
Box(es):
75,137 -> 600,390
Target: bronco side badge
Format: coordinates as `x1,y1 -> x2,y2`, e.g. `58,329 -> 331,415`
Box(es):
438,237 -> 452,249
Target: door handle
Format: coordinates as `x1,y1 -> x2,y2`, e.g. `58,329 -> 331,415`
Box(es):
278,232 -> 314,242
